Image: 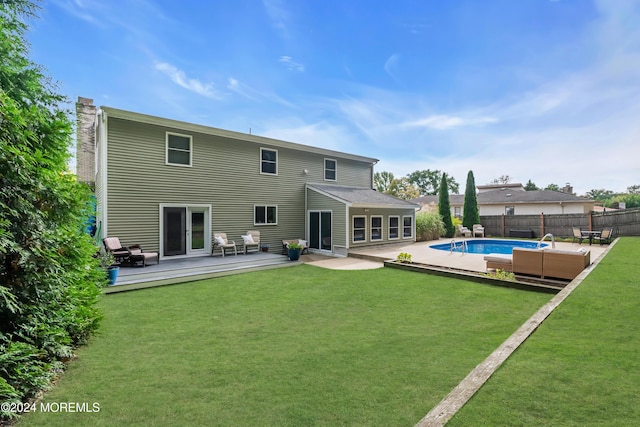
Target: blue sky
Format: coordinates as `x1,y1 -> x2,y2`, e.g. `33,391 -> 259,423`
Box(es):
28,0 -> 640,196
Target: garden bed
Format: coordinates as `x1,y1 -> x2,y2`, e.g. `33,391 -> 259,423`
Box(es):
384,260 -> 566,293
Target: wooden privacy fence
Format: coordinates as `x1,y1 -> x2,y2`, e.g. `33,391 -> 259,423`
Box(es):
480,207 -> 640,238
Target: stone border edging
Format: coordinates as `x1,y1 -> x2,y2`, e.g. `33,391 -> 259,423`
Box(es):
414,239 -> 618,427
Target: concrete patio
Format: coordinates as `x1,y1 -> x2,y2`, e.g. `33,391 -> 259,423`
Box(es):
348,237 -> 609,274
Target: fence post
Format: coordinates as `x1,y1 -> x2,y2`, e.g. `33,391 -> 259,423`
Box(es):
589,210 -> 593,231
541,213 -> 545,237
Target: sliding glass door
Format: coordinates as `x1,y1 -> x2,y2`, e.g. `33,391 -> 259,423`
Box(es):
309,211 -> 332,251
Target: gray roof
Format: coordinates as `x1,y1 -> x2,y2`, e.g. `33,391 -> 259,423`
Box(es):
478,189 -> 593,204
307,184 -> 419,208
413,195 -> 465,206
412,190 -> 593,205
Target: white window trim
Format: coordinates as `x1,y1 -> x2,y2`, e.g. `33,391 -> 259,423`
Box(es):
254,204 -> 278,225
402,215 -> 413,239
388,215 -> 400,240
324,158 -> 337,181
352,215 -> 367,243
260,147 -> 278,175
506,206 -> 515,216
370,215 -> 383,241
166,132 -> 193,167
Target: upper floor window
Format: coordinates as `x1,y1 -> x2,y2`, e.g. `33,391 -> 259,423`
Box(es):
166,133 -> 192,166
324,158 -> 337,181
454,207 -> 462,218
505,206 -> 515,216
261,148 -> 278,175
255,205 -> 277,225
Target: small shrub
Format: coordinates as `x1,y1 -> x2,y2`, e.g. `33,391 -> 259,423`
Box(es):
485,269 -> 516,281
416,211 -> 445,241
396,252 -> 413,263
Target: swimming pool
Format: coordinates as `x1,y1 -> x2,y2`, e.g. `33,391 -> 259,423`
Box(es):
430,239 -> 547,255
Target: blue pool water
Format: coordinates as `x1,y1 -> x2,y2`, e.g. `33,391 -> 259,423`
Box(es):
430,239 -> 548,255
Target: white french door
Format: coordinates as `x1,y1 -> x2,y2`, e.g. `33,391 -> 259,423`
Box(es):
161,204 -> 211,258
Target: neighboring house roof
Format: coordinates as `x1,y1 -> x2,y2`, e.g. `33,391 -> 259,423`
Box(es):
412,190 -> 593,206
477,183 -> 526,192
478,189 -> 593,204
101,107 -> 379,164
308,184 -> 419,209
413,195 -> 465,206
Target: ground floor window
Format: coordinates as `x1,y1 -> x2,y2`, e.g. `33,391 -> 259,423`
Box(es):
370,216 -> 382,241
403,215 -> 413,238
352,216 -> 366,242
255,205 -> 277,225
388,216 -> 399,239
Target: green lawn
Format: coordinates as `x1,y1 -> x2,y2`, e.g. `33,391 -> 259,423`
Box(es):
20,266 -> 550,426
449,237 -> 640,426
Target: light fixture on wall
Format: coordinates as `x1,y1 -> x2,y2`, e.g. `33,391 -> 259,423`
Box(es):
303,169 -> 309,174
364,208 -> 370,212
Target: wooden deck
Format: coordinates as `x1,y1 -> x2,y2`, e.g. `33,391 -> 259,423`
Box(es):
106,252 -> 296,293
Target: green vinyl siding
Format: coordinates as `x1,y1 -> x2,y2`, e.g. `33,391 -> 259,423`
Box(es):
104,117 -> 373,254
306,189 -> 348,249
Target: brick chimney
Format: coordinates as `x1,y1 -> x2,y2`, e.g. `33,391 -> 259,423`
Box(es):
562,183 -> 573,194
76,97 -> 97,184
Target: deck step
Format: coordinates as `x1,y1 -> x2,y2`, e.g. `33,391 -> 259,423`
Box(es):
106,255 -> 297,293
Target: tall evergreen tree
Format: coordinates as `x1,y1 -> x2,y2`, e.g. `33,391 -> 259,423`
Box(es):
462,170 -> 480,229
438,172 -> 455,238
1,1 -> 104,419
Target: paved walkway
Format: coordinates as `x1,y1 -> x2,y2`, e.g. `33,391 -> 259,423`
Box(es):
301,253 -> 383,270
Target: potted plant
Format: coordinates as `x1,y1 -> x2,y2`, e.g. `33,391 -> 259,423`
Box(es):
287,242 -> 302,261
99,250 -> 119,285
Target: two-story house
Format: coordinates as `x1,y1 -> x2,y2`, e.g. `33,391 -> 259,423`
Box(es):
76,98 -> 417,260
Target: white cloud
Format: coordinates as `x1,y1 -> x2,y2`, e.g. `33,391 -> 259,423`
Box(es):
155,62 -> 222,99
279,56 -> 305,72
384,54 -> 401,81
263,0 -> 291,39
404,115 -> 498,130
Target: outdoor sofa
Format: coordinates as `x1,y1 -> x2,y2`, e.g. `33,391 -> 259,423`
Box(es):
485,247 -> 590,280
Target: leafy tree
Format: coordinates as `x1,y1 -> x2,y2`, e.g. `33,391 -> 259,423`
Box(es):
524,179 -> 539,191
490,174 -> 512,185
438,173 -> 455,237
544,183 -> 560,191
374,171 -> 395,193
389,177 -> 420,200
0,1 -> 105,419
407,169 -> 459,195
586,188 -> 615,201
462,170 -> 480,229
611,194 -> 640,209
374,172 -> 420,200
627,185 -> 640,194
